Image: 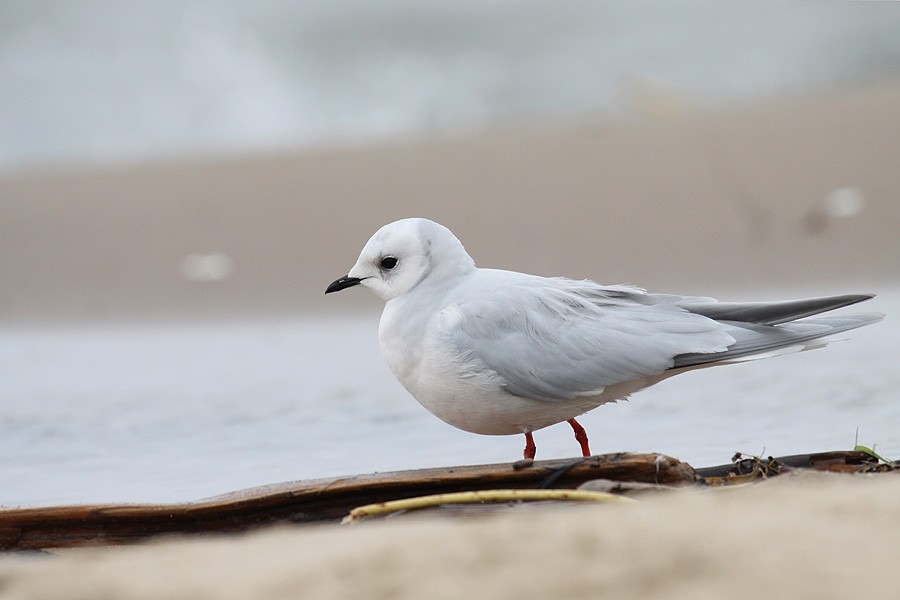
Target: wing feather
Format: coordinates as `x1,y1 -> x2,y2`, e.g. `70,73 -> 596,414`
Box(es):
440,272 -> 881,401
444,274 -> 733,402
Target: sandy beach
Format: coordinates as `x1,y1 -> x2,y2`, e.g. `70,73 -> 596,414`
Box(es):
1,84 -> 898,597
1,85 -> 898,323
1,472 -> 899,599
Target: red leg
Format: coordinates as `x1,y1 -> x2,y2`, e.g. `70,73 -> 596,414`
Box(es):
567,418 -> 591,457
523,432 -> 536,459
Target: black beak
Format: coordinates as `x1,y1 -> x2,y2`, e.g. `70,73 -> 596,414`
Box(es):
325,275 -> 364,294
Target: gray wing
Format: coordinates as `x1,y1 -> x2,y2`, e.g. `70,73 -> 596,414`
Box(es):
444,275 -> 883,402
444,277 -> 734,402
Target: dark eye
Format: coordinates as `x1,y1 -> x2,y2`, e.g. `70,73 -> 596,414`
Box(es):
380,256 -> 398,270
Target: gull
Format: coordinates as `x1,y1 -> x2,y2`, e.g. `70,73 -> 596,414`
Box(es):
326,218 -> 883,459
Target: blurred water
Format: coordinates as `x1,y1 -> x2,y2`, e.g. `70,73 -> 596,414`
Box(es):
2,1 -> 899,173
1,290 -> 897,507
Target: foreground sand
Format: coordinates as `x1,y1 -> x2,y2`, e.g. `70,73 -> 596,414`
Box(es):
1,472 -> 897,599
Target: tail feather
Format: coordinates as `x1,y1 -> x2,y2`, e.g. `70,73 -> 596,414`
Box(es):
671,310 -> 884,369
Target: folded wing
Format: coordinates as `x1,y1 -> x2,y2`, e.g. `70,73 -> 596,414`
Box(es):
446,278 -> 733,401
446,276 -> 882,402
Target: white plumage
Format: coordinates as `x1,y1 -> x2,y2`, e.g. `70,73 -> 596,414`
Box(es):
326,218 -> 883,458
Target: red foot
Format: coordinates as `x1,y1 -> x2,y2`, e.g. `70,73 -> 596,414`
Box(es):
567,418 -> 591,457
523,432 -> 536,459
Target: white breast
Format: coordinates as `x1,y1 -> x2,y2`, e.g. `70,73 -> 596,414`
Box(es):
379,300 -> 618,435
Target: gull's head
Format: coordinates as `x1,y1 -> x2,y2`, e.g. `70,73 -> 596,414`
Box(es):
326,218 -> 475,301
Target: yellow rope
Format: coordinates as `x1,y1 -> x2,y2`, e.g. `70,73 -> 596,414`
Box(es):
342,488 -> 632,523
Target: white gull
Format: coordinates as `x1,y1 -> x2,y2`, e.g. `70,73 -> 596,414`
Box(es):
326,218 -> 883,459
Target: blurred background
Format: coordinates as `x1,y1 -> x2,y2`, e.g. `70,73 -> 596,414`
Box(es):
1,2 -> 899,506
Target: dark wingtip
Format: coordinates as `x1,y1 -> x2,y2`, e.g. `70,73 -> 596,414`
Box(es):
833,293 -> 876,308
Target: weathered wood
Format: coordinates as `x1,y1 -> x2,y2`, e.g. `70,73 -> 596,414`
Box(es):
0,452 -> 692,551
0,449 -> 890,551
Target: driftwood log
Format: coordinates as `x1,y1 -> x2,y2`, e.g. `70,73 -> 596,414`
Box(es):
0,450 -> 884,551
